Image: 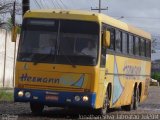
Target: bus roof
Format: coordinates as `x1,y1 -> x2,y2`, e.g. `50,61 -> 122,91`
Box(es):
99,14 -> 151,40
24,9 -> 151,40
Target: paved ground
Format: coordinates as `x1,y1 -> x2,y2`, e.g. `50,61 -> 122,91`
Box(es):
0,86 -> 160,120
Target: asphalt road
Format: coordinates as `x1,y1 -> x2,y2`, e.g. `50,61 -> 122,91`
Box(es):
0,86 -> 160,120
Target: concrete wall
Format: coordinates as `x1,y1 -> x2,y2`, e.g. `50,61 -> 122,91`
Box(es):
0,29 -> 18,88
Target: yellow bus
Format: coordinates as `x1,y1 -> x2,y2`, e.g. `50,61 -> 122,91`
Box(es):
13,10 -> 151,115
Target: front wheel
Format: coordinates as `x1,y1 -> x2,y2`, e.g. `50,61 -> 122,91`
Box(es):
30,102 -> 44,115
96,91 -> 110,115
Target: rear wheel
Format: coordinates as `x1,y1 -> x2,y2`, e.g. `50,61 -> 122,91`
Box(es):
133,88 -> 140,110
30,102 -> 44,115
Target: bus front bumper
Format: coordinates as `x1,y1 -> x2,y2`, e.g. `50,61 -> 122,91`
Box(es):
14,88 -> 96,108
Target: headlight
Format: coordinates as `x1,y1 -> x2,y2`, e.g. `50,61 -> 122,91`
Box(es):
18,91 -> 24,97
83,96 -> 89,102
25,92 -> 31,98
75,96 -> 80,101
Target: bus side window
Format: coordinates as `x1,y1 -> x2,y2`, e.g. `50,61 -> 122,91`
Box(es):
133,36 -> 135,55
149,41 -> 151,58
135,36 -> 140,56
146,40 -> 151,58
100,25 -> 107,67
122,32 -> 128,54
108,28 -> 115,50
129,34 -> 134,55
115,29 -> 122,52
140,38 -> 145,56
144,40 -> 146,57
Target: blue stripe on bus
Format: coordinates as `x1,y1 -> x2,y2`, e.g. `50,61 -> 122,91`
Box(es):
14,88 -> 96,108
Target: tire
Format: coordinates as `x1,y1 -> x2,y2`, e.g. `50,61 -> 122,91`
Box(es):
30,102 -> 44,115
96,91 -> 110,115
133,88 -> 139,110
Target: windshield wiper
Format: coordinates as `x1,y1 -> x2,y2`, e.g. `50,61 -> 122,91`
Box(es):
32,49 -> 54,65
33,55 -> 48,65
58,50 -> 76,68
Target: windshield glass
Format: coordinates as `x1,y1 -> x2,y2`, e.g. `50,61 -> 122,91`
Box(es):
18,19 -> 99,66
18,19 -> 58,63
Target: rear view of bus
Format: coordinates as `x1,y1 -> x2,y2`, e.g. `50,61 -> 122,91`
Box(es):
13,10 -> 151,115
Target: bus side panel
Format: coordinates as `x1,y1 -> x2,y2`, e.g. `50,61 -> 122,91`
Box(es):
104,54 -> 151,108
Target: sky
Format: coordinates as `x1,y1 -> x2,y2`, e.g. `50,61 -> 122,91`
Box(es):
29,0 -> 160,38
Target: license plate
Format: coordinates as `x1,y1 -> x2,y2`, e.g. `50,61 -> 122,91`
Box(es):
45,95 -> 59,101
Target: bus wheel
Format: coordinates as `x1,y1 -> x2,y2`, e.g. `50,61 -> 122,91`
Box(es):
30,102 -> 44,115
133,88 -> 140,110
97,91 -> 110,115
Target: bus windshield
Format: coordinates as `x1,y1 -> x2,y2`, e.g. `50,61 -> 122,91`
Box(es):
18,19 -> 99,66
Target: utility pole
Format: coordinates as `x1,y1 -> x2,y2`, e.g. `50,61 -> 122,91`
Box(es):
11,2 -> 16,26
22,0 -> 30,15
91,0 -> 108,13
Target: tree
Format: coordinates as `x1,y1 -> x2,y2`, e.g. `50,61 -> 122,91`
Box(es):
152,38 -> 158,53
0,0 -> 21,29
0,0 -> 13,27
6,17 -> 12,30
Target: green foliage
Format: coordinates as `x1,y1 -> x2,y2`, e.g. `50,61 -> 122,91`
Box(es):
5,17 -> 21,33
6,18 -> 13,31
152,72 -> 160,82
17,26 -> 21,34
0,90 -> 13,101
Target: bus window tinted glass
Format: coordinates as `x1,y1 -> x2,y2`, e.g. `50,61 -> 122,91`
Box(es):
18,19 -> 99,66
146,40 -> 151,58
18,19 -> 58,62
108,27 -> 115,50
129,35 -> 134,54
122,32 -> 128,54
140,39 -> 145,56
135,37 -> 140,56
115,30 -> 122,52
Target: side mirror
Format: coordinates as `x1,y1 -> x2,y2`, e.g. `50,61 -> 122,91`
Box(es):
103,31 -> 110,47
11,26 -> 18,42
